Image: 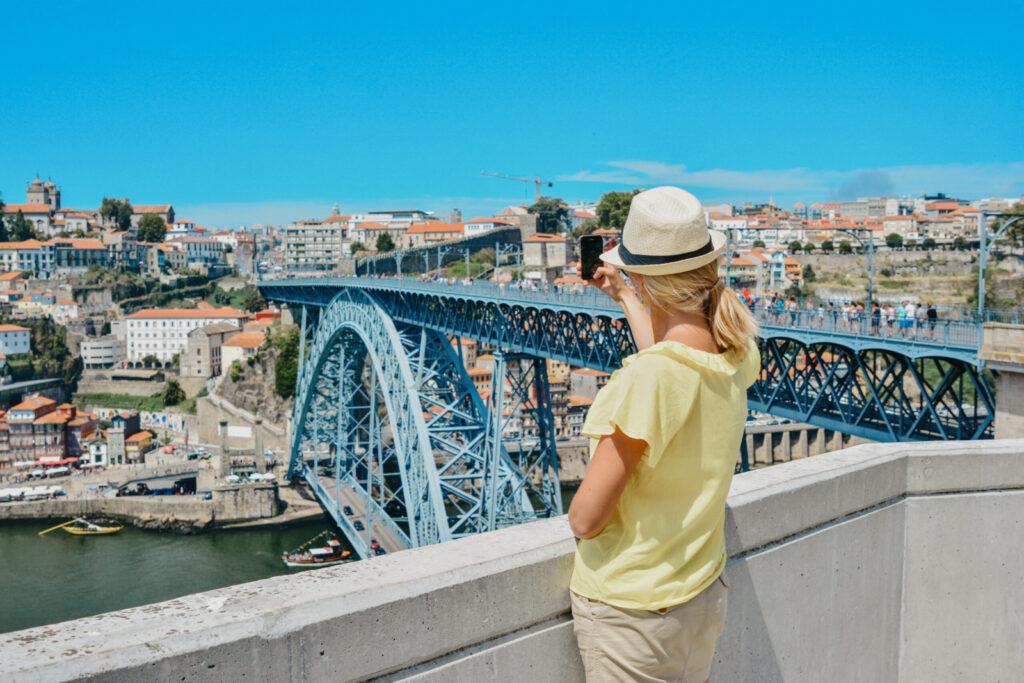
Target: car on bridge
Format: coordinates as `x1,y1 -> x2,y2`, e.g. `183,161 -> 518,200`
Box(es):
354,521 -> 364,531
343,506 -> 353,516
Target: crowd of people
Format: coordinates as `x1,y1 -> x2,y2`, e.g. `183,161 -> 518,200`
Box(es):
749,290 -> 942,339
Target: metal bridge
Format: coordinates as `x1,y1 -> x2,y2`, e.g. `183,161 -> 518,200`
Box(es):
259,277 -> 994,557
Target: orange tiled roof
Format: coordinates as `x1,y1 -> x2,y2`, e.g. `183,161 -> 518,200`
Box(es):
223,331 -> 266,349
127,307 -> 244,320
133,205 -> 171,213
524,233 -> 565,243
405,221 -> 464,235
4,204 -> 50,214
0,324 -> 29,332
126,430 -> 153,443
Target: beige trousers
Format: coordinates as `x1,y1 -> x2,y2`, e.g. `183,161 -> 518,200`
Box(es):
571,575 -> 728,683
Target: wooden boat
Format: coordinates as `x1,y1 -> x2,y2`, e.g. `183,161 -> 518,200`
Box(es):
282,539 -> 352,567
63,519 -> 123,535
38,517 -> 123,536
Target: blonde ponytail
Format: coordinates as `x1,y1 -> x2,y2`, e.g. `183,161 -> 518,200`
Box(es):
635,262 -> 758,359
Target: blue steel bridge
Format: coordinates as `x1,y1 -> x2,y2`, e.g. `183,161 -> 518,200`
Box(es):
258,277 -> 993,558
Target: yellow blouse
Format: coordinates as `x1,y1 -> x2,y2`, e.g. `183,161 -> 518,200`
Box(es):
570,339 -> 760,611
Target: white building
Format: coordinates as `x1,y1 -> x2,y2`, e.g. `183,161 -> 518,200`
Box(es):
284,218 -> 346,273
167,236 -> 225,265
80,336 -> 121,368
125,306 -> 247,364
0,240 -> 56,277
464,217 -> 514,237
0,324 -> 31,356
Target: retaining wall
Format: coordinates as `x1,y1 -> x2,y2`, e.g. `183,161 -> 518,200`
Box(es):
2,440 -> 1022,681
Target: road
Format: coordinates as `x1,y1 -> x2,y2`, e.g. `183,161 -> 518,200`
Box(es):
316,474 -> 408,555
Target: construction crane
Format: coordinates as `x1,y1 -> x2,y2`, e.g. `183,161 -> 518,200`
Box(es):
480,172 -> 553,201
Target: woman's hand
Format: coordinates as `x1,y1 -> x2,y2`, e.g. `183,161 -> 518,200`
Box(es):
577,263 -> 637,306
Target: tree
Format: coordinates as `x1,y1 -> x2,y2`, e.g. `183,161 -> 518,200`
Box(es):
804,242 -> 816,253
992,201 -> 1024,249
376,232 -> 395,252
803,264 -> 816,282
885,232 -> 903,249
100,198 -> 133,231
142,353 -> 159,368
922,238 -> 937,250
528,196 -> 569,235
906,239 -> 917,249
162,379 -> 185,406
752,239 -> 766,248
274,326 -> 300,398
0,195 -> 8,242
10,211 -> 41,241
570,219 -> 598,240
350,241 -> 367,253
242,285 -> 266,313
596,190 -> 641,230
838,240 -> 853,254
788,241 -> 803,253
137,213 -> 167,242
229,360 -> 243,382
952,236 -> 967,250
821,240 -> 834,252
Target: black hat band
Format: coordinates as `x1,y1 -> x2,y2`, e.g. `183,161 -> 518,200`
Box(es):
618,237 -> 714,266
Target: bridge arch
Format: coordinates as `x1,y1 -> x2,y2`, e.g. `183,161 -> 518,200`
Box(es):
289,289 -> 551,557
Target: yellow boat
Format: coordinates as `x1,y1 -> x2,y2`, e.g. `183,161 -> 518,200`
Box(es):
63,520 -> 123,535
38,517 -> 123,536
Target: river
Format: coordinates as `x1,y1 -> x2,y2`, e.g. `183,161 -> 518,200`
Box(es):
0,518 -> 343,634
1,487 -> 578,635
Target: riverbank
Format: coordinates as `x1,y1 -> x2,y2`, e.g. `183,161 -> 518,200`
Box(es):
0,483 -> 283,533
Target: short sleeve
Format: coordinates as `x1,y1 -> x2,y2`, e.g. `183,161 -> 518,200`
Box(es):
582,355 -> 698,467
739,340 -> 761,388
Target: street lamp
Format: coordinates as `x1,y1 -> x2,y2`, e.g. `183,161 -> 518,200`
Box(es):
436,244 -> 465,275
494,242 -> 522,281
978,211 -> 1024,319
833,227 -> 874,306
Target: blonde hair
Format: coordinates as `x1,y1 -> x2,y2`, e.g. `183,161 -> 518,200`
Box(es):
635,262 -> 758,359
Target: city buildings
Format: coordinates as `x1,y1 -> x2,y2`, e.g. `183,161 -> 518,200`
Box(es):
0,396 -> 98,468
125,306 -> 247,364
0,324 -> 31,356
107,411 -> 141,466
220,331 -> 265,374
179,322 -> 242,378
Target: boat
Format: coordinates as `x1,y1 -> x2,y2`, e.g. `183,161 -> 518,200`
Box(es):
62,518 -> 123,535
38,517 -> 123,536
282,539 -> 352,568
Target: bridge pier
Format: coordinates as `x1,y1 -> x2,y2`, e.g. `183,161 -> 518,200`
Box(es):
980,323 -> 1024,438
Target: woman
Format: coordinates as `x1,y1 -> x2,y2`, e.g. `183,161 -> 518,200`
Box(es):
569,187 -> 759,683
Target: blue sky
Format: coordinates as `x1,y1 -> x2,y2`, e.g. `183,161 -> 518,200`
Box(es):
2,1 -> 1022,228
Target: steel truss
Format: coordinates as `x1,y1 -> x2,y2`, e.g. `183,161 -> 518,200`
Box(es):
289,290 -> 560,557
749,337 -> 995,441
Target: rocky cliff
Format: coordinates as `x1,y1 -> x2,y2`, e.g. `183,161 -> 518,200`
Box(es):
214,343 -> 293,427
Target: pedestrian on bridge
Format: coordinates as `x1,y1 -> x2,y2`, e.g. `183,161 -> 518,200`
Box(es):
568,186 -> 760,683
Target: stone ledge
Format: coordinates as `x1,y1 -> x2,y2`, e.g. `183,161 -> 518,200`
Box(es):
3,439 -> 1023,682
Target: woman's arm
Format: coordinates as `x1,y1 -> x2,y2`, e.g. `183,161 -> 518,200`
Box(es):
587,264 -> 655,350
568,427 -> 648,539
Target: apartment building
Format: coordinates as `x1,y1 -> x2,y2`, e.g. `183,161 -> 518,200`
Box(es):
125,306 -> 247,364
0,324 -> 30,355
284,218 -> 345,273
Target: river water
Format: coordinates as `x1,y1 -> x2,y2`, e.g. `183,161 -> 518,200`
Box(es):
0,518 -> 343,634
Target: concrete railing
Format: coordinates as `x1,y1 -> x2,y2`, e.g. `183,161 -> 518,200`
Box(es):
3,440 -> 1023,682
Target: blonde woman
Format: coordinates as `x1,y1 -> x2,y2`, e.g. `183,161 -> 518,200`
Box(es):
569,187 -> 759,683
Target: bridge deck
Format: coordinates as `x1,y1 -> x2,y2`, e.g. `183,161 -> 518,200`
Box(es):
315,475 -> 407,555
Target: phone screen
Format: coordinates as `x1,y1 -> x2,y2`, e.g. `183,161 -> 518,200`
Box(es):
580,235 -> 603,280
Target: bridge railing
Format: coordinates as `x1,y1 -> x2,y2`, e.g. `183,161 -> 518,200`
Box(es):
752,307 -> 982,350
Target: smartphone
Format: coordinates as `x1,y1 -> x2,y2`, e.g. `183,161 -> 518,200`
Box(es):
579,235 -> 604,280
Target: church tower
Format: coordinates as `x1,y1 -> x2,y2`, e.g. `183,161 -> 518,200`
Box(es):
25,175 -> 60,211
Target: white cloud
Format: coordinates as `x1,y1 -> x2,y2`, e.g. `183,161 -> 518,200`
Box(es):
559,161 -> 1024,201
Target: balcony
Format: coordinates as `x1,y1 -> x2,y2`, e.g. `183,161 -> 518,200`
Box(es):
2,440 -> 1022,681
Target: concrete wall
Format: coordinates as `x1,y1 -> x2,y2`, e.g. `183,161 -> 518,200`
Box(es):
0,483 -> 280,532
3,440 -> 1023,681
197,394 -> 288,451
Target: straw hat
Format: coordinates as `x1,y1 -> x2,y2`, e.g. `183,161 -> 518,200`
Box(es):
600,186 -> 725,276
